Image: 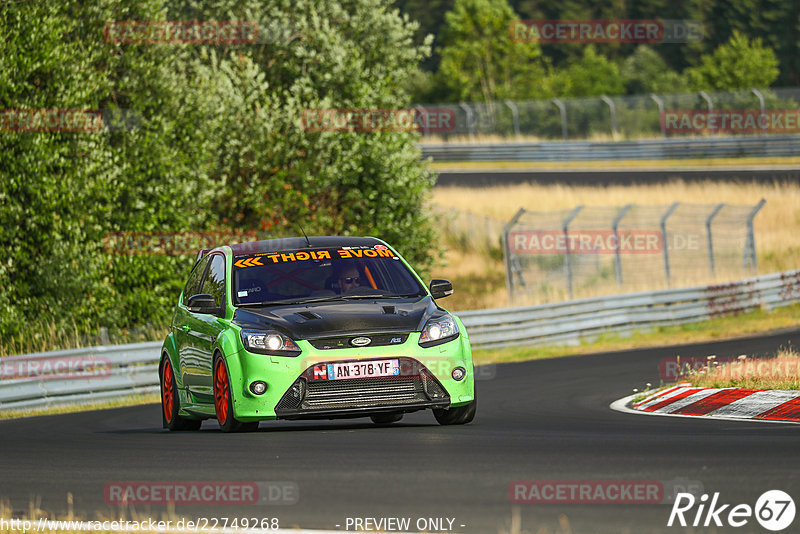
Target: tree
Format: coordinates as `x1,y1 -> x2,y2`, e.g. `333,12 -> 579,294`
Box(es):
685,31 -> 780,90
555,46 -> 625,97
622,46 -> 687,94
438,0 -> 545,102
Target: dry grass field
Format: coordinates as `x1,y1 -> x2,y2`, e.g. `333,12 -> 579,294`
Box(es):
432,179 -> 800,310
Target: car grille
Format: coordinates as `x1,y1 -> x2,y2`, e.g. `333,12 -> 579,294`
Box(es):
306,333 -> 409,350
275,357 -> 448,416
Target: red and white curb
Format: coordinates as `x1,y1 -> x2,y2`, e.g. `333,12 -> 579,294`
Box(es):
610,383 -> 800,424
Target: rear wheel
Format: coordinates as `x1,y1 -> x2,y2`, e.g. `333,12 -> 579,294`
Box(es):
214,357 -> 258,433
370,412 -> 403,426
161,358 -> 202,431
433,389 -> 477,425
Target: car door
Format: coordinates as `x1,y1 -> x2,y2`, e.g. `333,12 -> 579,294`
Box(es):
175,254 -> 210,393
183,252 -> 228,403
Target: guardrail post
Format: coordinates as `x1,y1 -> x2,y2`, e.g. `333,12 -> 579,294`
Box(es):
612,204 -> 633,286
504,100 -> 520,138
601,95 -> 619,138
503,208 -> 527,302
744,198 -> 766,273
659,202 -> 680,286
552,98 -> 567,140
650,94 -> 666,137
706,203 -> 725,276
751,88 -> 767,134
563,205 -> 584,299
459,102 -> 475,138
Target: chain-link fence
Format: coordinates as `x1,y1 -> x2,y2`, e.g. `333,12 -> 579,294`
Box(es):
418,87 -> 800,141
503,201 -> 765,303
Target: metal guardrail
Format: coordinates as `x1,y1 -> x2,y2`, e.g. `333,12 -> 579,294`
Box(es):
1,269 -> 799,411
460,269 -> 800,348
420,135 -> 800,162
0,341 -> 161,411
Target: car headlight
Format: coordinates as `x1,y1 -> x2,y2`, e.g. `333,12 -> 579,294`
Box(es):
419,314 -> 459,347
241,330 -> 301,356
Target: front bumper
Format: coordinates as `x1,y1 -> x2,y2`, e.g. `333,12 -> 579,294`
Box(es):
275,357 -> 451,419
224,329 -> 474,422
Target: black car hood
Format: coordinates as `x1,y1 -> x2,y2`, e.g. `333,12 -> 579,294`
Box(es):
232,296 -> 441,339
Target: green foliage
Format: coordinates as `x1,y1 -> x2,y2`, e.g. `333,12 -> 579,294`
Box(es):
553,45 -> 625,97
438,0 -> 546,102
621,46 -> 688,95
0,0 -> 438,349
686,31 -> 780,91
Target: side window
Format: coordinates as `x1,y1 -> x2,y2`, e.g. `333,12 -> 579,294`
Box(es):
201,254 -> 226,308
182,255 -> 210,305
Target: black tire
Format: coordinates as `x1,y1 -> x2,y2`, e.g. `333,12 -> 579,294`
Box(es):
161,358 -> 202,431
214,357 -> 259,433
370,412 -> 403,426
433,388 -> 477,425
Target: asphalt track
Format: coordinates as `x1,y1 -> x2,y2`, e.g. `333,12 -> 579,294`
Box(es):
434,167 -> 800,186
3,328 -> 800,534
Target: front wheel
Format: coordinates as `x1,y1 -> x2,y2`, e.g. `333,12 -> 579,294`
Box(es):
161,358 -> 202,431
433,389 -> 477,425
214,357 -> 259,433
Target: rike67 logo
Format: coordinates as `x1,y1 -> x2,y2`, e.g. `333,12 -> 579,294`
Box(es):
668,490 -> 795,531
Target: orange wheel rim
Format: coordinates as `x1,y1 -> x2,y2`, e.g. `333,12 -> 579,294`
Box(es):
214,360 -> 230,425
162,361 -> 174,422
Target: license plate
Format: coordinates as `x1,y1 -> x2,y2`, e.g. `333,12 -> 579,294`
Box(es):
326,359 -> 400,380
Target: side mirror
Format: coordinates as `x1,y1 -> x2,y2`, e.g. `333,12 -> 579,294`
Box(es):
429,279 -> 454,299
187,293 -> 219,314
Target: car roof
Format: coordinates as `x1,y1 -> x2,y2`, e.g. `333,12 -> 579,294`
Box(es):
227,236 -> 384,257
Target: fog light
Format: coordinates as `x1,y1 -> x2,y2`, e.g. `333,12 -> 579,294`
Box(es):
452,367 -> 466,381
250,381 -> 268,395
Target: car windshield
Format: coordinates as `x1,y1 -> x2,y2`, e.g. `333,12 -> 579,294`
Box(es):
232,245 -> 426,305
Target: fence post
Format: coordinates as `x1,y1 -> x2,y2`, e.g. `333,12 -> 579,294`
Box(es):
706,203 -> 725,276
650,94 -> 665,137
612,204 -> 633,286
699,91 -> 714,134
552,98 -> 568,140
744,198 -> 766,273
503,208 -> 526,302
601,95 -> 619,138
414,106 -> 429,136
751,88 -> 767,134
459,102 -> 475,138
660,202 -> 680,286
563,205 -> 584,299
504,100 -> 521,137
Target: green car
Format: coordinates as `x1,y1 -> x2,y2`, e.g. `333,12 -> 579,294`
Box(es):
160,236 -> 476,432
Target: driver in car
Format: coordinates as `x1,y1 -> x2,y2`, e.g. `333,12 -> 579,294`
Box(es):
336,265 -> 362,294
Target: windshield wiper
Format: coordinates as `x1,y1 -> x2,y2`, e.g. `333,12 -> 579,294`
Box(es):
340,293 -> 423,299
236,296 -> 347,307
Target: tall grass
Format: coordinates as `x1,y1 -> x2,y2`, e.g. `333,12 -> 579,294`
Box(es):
433,180 -> 800,310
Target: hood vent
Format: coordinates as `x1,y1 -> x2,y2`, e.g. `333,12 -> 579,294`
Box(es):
297,311 -> 322,320
382,305 -> 396,315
